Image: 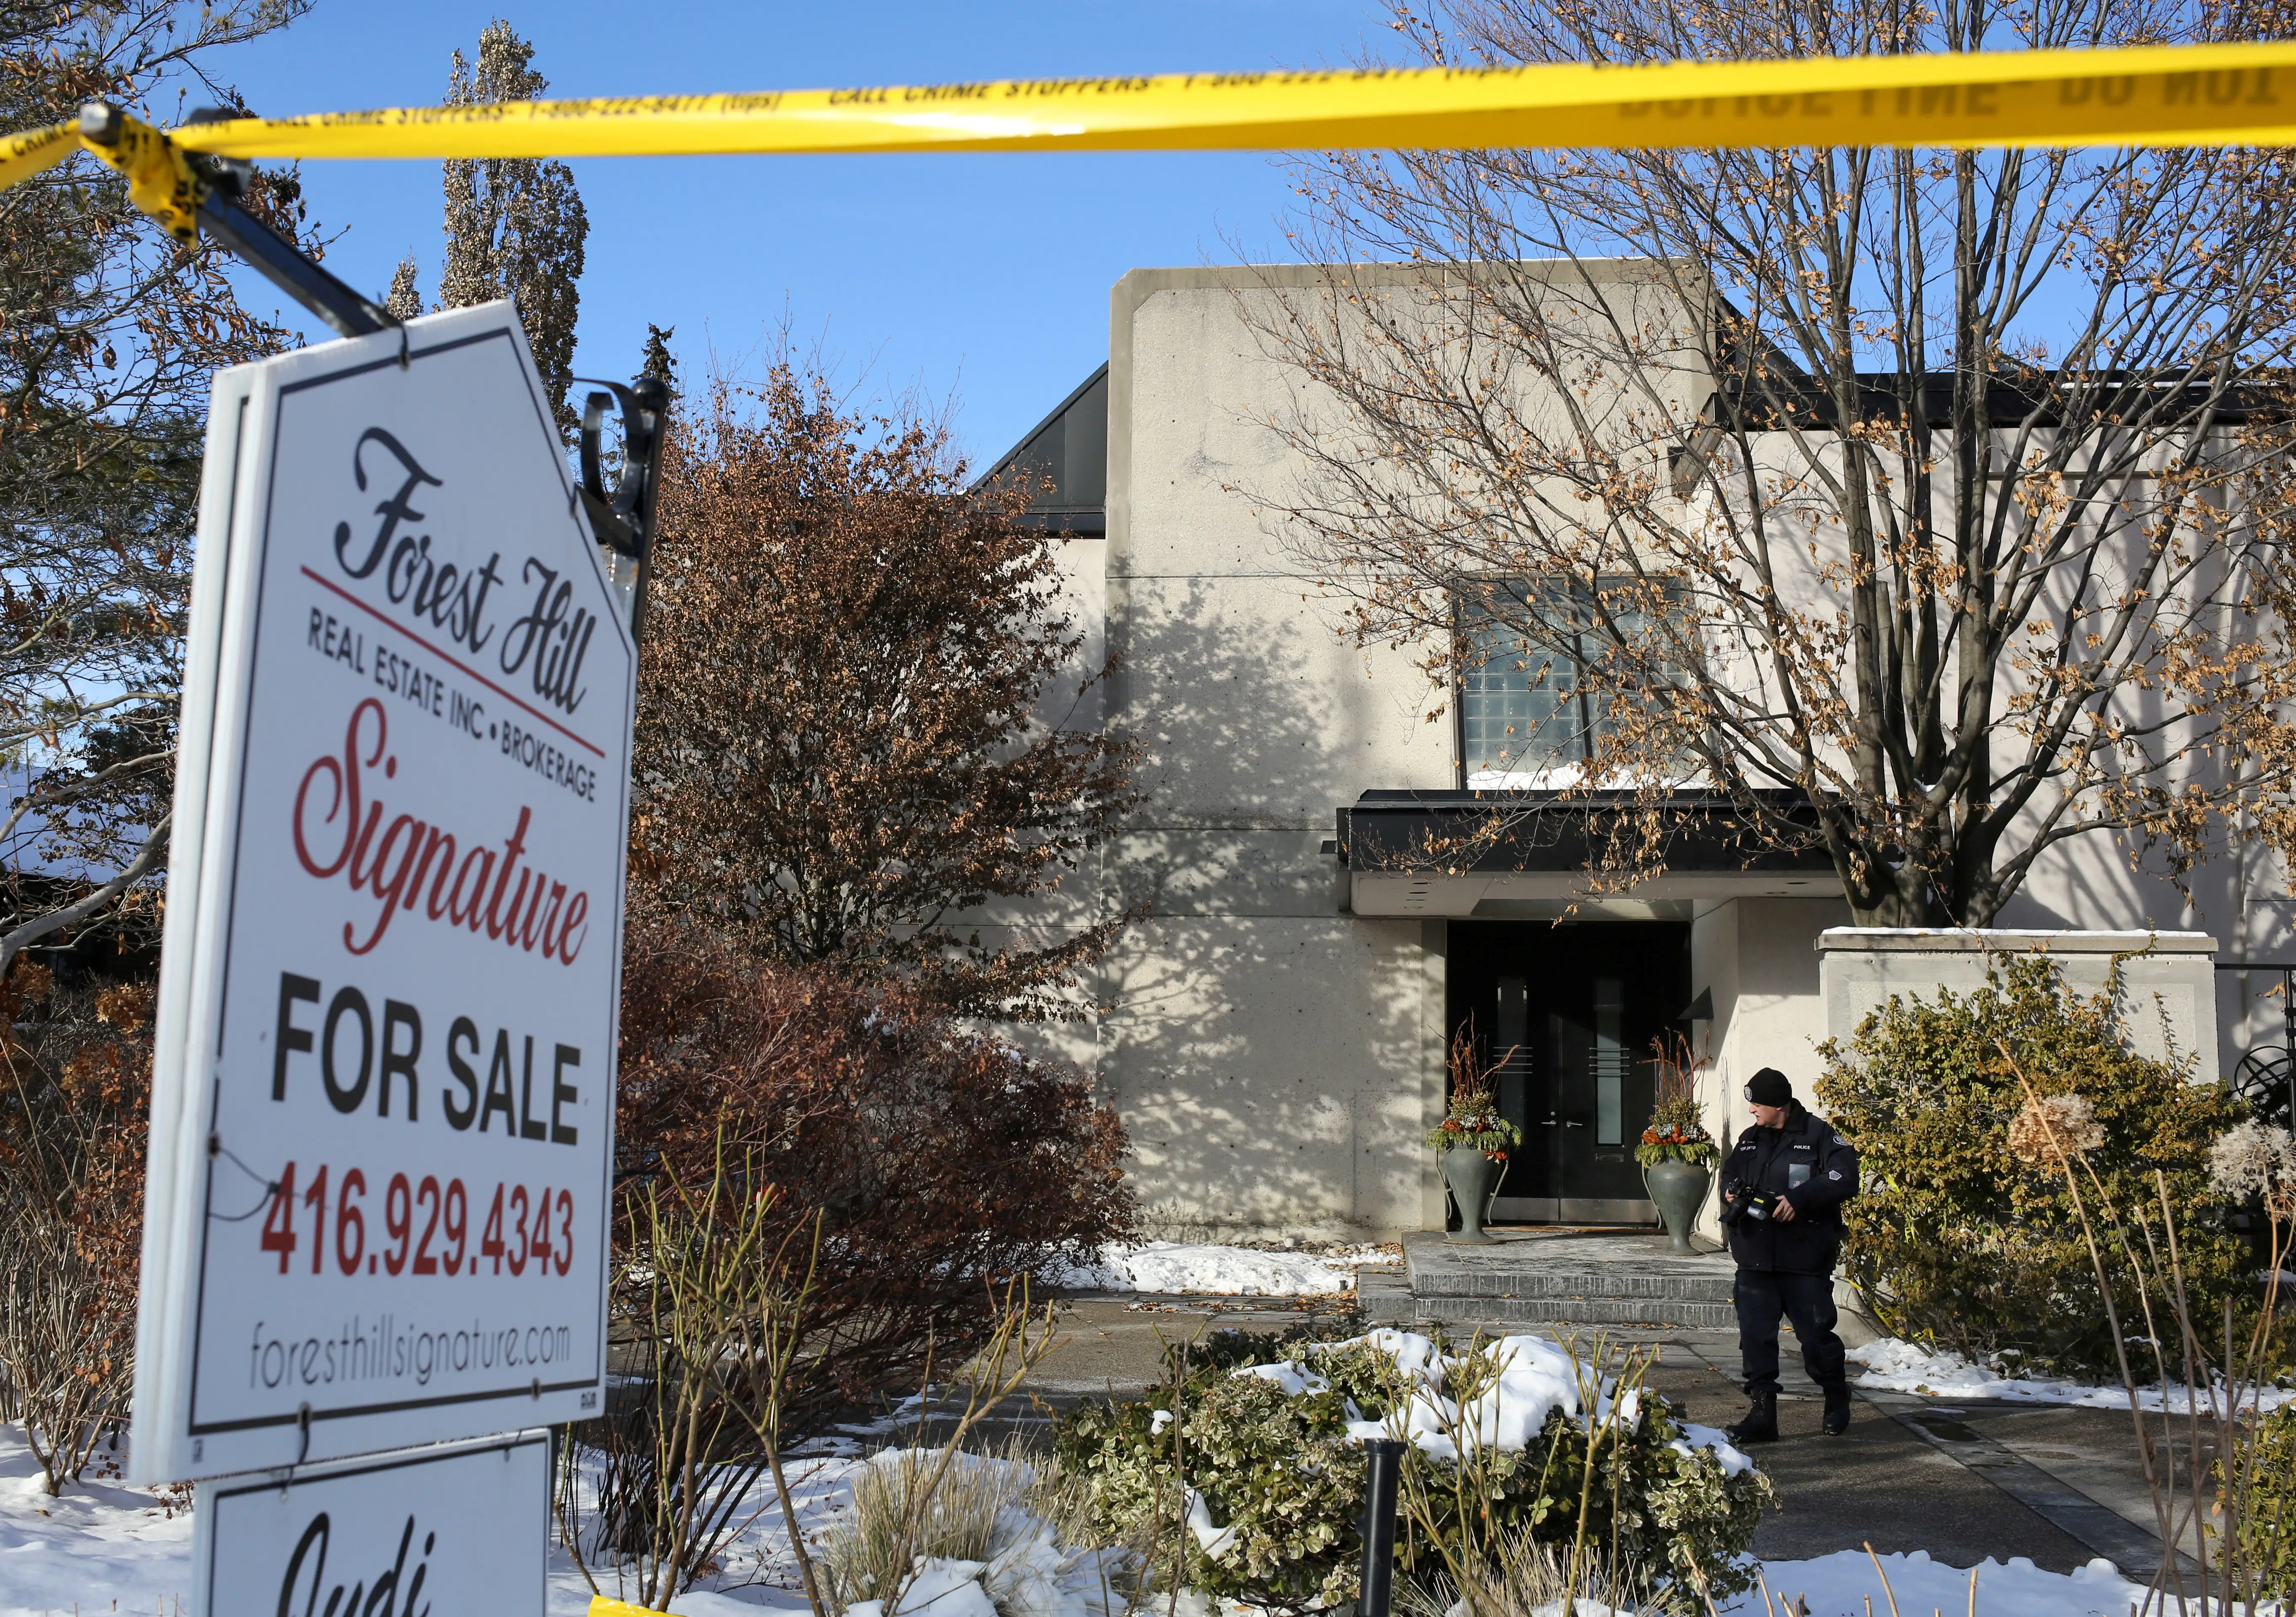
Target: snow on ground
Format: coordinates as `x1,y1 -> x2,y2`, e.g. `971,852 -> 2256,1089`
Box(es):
1722,1550 -> 2154,1617
0,1427 -> 2194,1617
0,1420 -> 858,1617
0,1431 -> 196,1617
1048,1241 -> 1400,1296
1851,1337 -> 2296,1414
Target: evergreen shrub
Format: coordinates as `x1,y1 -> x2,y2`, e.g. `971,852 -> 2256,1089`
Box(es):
1052,1328 -> 1768,1615
1816,953 -> 2249,1379
2223,1403 -> 2296,1601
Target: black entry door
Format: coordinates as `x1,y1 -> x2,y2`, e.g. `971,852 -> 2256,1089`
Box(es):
1446,922 -> 1690,1222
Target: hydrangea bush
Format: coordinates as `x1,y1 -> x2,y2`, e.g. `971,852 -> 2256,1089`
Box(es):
1052,1327 -> 1770,1616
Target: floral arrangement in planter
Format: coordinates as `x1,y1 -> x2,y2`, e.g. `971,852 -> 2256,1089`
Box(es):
1424,1027 -> 1524,1160
1635,1031 -> 1718,1167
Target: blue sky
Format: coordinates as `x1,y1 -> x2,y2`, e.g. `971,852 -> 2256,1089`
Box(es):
203,0 -> 1390,467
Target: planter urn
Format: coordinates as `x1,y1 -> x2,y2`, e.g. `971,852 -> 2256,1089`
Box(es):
1443,1146 -> 1499,1243
1644,1158 -> 1713,1254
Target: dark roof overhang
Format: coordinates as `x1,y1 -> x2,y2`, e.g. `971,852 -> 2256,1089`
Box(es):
1336,788 -> 1836,875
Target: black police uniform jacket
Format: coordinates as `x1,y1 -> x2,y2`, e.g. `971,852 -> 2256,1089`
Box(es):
1720,1102 -> 1860,1275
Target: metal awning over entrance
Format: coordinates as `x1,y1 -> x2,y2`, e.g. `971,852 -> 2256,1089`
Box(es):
1336,789 -> 1841,917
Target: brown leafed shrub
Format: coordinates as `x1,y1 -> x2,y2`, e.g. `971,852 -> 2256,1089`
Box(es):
631,364 -> 1141,1020
613,915 -> 1135,1428
0,964 -> 153,1492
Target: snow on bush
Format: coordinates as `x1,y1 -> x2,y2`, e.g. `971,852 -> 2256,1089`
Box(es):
1053,1326 -> 1770,1616
1314,1328 -> 1751,1478
821,1448 -> 1137,1617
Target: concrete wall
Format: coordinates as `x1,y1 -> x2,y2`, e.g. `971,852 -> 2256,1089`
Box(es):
1100,268 -> 1458,1238
949,533 -> 1109,1073
1818,929 -> 2220,1073
1687,897 -> 1852,1238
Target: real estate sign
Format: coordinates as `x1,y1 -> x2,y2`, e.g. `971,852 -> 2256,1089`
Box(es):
131,303 -> 632,1481
192,1432 -> 550,1616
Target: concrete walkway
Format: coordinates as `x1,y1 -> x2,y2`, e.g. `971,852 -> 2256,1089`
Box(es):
1651,1328 -> 2203,1579
1007,1294 -> 2206,1584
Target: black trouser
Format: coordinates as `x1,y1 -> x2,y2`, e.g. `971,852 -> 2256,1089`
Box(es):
1734,1268 -> 1847,1394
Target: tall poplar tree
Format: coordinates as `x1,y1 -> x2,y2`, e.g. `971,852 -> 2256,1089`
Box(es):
436,19 -> 586,438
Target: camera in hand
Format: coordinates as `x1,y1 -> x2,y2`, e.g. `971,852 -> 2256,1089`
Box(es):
1723,1188 -> 1781,1225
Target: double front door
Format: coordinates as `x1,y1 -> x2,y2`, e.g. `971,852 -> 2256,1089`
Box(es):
1446,921 -> 1690,1223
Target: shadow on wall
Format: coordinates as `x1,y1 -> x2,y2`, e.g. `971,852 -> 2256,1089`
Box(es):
1099,572 -> 1438,1238
1114,567 -> 1438,825
1990,832 -> 2223,937
1103,915 -> 1429,1239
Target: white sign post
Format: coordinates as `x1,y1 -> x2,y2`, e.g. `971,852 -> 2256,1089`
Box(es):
192,1432 -> 551,1616
132,302 -> 633,1483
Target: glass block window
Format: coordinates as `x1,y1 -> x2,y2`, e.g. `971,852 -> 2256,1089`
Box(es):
1459,615 -> 1589,779
1593,977 -> 1627,1145
1459,581 -> 1605,781
1458,578 -> 1679,785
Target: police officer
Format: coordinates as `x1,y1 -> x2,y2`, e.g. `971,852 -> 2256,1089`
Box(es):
1719,1067 -> 1860,1443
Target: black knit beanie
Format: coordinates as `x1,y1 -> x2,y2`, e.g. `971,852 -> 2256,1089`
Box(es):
1745,1067 -> 1793,1107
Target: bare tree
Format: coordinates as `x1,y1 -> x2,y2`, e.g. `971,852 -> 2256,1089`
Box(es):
1249,0 -> 2296,926
0,0 -> 317,979
438,18 -> 586,437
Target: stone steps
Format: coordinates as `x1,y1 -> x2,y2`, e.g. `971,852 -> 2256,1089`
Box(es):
1414,1292 -> 1738,1330
1400,1231 -> 1737,1333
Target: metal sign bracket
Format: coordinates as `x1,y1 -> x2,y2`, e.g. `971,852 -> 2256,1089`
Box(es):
80,99 -> 666,638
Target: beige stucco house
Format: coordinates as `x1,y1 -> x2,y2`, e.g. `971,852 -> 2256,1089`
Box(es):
979,263 -> 2291,1242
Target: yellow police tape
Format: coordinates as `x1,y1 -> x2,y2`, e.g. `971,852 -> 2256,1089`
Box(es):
24,37 -> 2296,175
3,114 -> 205,239
13,39 -> 2296,242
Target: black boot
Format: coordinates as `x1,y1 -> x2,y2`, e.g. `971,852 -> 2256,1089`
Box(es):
1822,1384 -> 1852,1435
1725,1391 -> 1779,1446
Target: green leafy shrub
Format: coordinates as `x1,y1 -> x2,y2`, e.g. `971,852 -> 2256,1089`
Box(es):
1051,1328 -> 1768,1616
1816,953 -> 2250,1379
2219,1404 -> 2296,1601
1186,1319 -> 1370,1376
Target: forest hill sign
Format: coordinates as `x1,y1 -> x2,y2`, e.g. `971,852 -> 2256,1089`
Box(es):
132,301 -> 633,1484
291,700 -> 596,962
